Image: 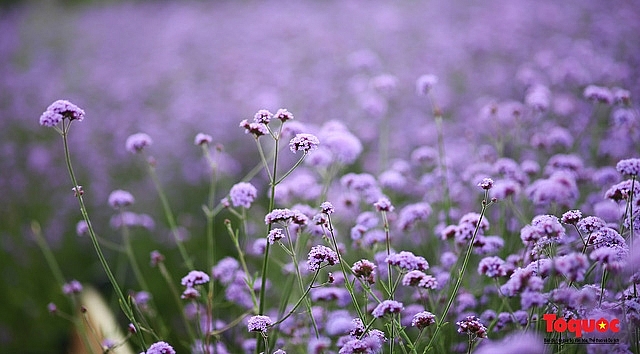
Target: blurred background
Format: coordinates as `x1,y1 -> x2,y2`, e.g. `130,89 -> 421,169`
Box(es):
1,0 -> 639,352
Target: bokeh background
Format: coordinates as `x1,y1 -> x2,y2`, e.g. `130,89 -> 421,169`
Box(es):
1,0 -> 639,352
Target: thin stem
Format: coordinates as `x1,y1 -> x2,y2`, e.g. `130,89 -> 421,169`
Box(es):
60,121 -> 146,349
145,158 -> 194,270
424,191 -> 492,353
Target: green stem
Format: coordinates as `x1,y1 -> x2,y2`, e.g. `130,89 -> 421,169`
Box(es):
424,191 -> 492,353
145,159 -> 194,270
60,122 -> 146,349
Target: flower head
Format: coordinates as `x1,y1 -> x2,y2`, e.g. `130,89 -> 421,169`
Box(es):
142,341 -> 175,354
616,158 -> 640,176
229,182 -> 258,208
307,245 -> 339,271
253,109 -> 273,124
374,197 -> 394,212
477,177 -> 494,190
150,250 -> 165,267
411,311 -> 436,329
267,228 -> 285,244
416,74 -> 438,95
320,201 -> 335,215
62,280 -> 83,295
456,315 -> 488,338
40,100 -> 85,127
181,270 -> 210,288
372,300 -> 404,318
351,259 -> 376,284
386,251 -> 429,271
108,189 -> 135,209
239,119 -> 268,137
126,133 -> 153,153
247,315 -> 273,333
194,133 -> 212,146
289,133 -> 320,153
274,108 -> 294,122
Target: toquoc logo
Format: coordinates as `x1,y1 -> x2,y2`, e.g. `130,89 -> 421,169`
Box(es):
543,314 -> 620,338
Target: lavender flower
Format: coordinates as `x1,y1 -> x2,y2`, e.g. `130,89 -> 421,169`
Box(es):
373,197 -> 394,212
181,287 -> 200,300
320,201 -> 335,215
478,256 -> 507,278
125,133 -> 153,153
265,208 -> 296,224
561,209 -> 582,224
416,74 -> 438,95
76,220 -> 89,236
194,132 -> 212,145
247,315 -> 273,333
411,311 -> 436,329
229,182 -> 258,208
62,280 -> 83,295
577,216 -> 607,233
456,315 -> 488,338
474,333 -> 545,354
307,245 -> 339,271
554,253 -> 589,282
39,100 -> 85,127
181,270 -> 210,288
386,251 -> 429,271
289,133 -> 320,153
584,85 -> 614,104
108,189 -> 135,209
478,177 -> 494,190
616,158 -> 640,176
351,259 -> 376,284
274,108 -> 294,122
47,302 -> 57,315
253,109 -> 273,124
142,341 -> 176,354
397,202 -> 432,231
267,228 -> 285,244
372,300 -> 404,318
605,179 -> 640,201
239,119 -> 268,137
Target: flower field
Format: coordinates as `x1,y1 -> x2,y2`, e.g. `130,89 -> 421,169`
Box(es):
1,1 -> 639,353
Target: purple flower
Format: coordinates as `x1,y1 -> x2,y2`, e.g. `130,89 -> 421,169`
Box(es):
320,201 -> 335,215
194,132 -> 212,145
289,133 -> 320,153
456,315 -> 488,338
416,74 -> 438,95
229,182 -> 258,208
39,100 -> 85,127
308,337 -> 331,354
108,189 -> 135,209
253,109 -> 273,124
351,259 -> 376,284
239,119 -> 268,137
402,270 -> 438,289
386,251 -> 429,271
76,220 -> 89,236
47,302 -> 57,314
411,311 -> 436,329
150,250 -> 164,267
274,108 -> 294,122
181,270 -> 210,288
577,216 -> 607,234
264,208 -> 296,224
474,333 -> 545,354
142,341 -> 176,354
267,228 -> 285,244
561,209 -> 582,224
397,202 -> 432,231
247,315 -> 273,333
616,158 -> 640,176
212,257 -> 240,284
319,123 -> 363,164
477,177 -> 494,190
373,197 -> 394,212
372,300 -> 404,318
125,133 -> 153,154
62,280 -> 83,295
478,256 -> 506,278
605,179 -> 640,201
307,245 -> 339,271
553,253 -> 589,282
584,85 -> 614,104
181,287 -> 200,300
